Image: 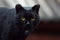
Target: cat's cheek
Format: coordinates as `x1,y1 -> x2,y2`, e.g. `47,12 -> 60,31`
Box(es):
33,21 -> 37,25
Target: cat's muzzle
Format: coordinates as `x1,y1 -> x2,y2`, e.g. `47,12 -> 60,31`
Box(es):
26,24 -> 31,29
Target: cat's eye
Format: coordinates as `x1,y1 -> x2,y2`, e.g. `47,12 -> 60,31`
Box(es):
31,18 -> 35,21
21,17 -> 26,21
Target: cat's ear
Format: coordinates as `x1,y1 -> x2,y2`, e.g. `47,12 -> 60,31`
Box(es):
32,4 -> 40,14
15,4 -> 25,13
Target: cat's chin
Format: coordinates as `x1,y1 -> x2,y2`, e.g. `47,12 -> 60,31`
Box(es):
25,30 -> 29,34
25,30 -> 28,32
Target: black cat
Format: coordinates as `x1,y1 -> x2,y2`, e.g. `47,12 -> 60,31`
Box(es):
0,4 -> 40,40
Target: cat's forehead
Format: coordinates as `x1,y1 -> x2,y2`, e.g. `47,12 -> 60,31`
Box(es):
24,10 -> 35,16
17,10 -> 35,18
19,10 -> 35,19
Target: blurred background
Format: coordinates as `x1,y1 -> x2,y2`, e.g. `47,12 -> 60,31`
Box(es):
0,0 -> 60,21
0,0 -> 60,40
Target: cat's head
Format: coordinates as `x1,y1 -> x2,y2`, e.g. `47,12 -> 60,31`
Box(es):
15,4 -> 40,33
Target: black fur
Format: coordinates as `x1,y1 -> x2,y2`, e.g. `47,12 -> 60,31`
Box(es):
0,4 -> 40,40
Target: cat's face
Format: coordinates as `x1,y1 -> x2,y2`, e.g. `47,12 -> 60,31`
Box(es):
15,4 -> 40,34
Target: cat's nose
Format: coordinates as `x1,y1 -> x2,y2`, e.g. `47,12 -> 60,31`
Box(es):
26,21 -> 30,25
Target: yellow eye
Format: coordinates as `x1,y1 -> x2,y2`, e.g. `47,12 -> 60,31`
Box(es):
31,18 -> 35,21
21,17 -> 26,21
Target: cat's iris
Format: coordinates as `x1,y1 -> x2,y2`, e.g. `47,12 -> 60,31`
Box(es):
31,18 -> 35,21
21,17 -> 26,21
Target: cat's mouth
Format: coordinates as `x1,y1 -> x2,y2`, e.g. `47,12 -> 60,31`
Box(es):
25,27 -> 29,30
25,25 -> 31,31
25,27 -> 29,34
25,25 -> 33,34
